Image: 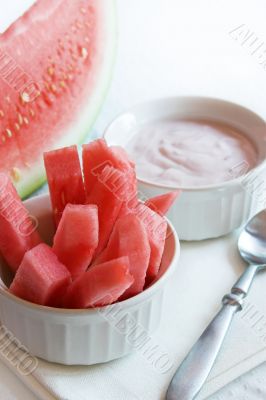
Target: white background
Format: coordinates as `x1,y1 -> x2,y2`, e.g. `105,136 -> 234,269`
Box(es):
0,0 -> 266,399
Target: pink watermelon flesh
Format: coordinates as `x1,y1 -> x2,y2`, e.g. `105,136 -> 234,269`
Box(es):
82,139 -> 135,195
109,145 -> 138,211
44,145 -> 86,226
83,139 -> 138,212
135,203 -> 167,281
53,204 -> 99,279
83,139 -> 138,252
64,257 -> 133,309
86,164 -> 134,256
145,191 -> 180,216
95,214 -> 150,298
110,146 -> 135,169
120,202 -> 167,281
9,243 -> 71,307
0,0 -> 115,198
0,173 -> 41,272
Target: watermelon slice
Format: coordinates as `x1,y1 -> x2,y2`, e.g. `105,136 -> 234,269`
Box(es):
9,244 -> 72,307
0,0 -> 116,198
82,138 -> 138,212
64,257 -> 133,309
0,173 -> 41,272
95,215 -> 150,298
82,139 -> 137,197
87,164 -> 134,256
44,145 -> 86,226
145,191 -> 180,216
120,202 -> 168,281
53,204 -> 98,278
83,139 -> 138,252
134,203 -> 167,281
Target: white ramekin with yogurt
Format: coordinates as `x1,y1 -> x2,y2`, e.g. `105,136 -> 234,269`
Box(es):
104,97 -> 266,240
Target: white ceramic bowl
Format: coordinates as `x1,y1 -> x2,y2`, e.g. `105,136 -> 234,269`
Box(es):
0,194 -> 180,365
104,96 -> 266,240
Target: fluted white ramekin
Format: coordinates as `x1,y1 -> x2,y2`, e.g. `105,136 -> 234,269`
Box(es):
104,96 -> 266,240
0,194 -> 180,365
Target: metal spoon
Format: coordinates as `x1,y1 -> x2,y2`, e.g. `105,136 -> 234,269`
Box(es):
166,209 -> 266,400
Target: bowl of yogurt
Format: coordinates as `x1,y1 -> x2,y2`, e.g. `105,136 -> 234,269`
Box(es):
104,97 -> 266,240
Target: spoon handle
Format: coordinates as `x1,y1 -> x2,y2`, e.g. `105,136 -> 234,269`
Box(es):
166,264 -> 261,399
166,299 -> 242,400
232,264 -> 259,295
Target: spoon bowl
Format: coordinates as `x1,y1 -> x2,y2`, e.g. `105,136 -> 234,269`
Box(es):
238,209 -> 266,266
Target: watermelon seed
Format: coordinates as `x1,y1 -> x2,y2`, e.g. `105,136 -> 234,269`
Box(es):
23,117 -> 29,125
34,90 -> 41,99
6,128 -> 12,138
29,108 -> 35,117
0,110 -> 4,118
80,47 -> 88,60
80,7 -> 86,14
20,92 -> 31,103
59,81 -> 67,89
11,167 -> 21,183
47,66 -> 54,76
50,84 -> 57,93
18,113 -> 23,126
15,123 -> 20,131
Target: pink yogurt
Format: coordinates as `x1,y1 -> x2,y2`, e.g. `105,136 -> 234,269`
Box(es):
126,119 -> 258,187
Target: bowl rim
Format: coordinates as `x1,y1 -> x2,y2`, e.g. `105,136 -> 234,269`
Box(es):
104,95 -> 266,192
0,194 -> 180,315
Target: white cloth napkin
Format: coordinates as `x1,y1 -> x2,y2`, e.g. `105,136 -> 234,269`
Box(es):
1,230 -> 266,400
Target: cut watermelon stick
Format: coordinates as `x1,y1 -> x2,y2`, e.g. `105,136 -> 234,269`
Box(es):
82,139 -> 135,196
9,244 -> 72,307
64,257 -> 133,309
87,164 -> 133,256
111,145 -> 138,212
0,173 -> 41,272
119,202 -> 167,282
95,215 -> 150,298
44,145 -> 86,226
145,191 -> 181,216
53,204 -> 99,279
83,139 -> 138,233
134,203 -> 167,282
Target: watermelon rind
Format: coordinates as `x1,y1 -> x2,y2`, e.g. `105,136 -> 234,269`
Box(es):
16,0 -> 117,199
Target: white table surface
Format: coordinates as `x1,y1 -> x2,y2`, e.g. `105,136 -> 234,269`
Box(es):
0,0 -> 266,399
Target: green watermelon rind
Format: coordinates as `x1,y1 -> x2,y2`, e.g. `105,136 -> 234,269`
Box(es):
18,0 -> 118,199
